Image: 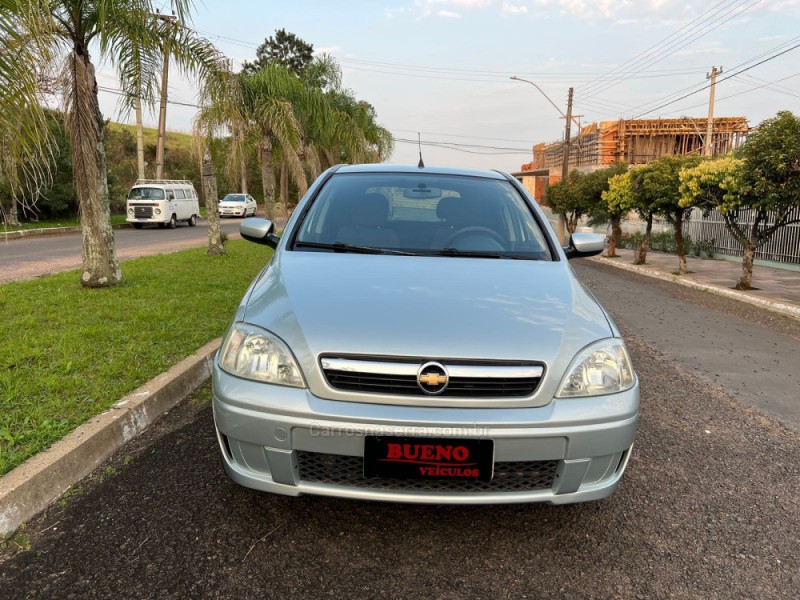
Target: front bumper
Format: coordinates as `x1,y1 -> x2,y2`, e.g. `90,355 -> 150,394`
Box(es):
212,364 -> 639,505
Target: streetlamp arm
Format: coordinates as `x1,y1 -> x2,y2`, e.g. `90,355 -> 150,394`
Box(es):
510,76 -> 567,119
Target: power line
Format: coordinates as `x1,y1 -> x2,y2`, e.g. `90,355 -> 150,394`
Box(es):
581,0 -> 759,99
629,41 -> 800,118
393,138 -> 531,155
659,72 -> 800,116
579,0 -> 736,94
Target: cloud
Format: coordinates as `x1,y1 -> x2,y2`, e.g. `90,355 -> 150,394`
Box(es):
438,9 -> 462,17
502,2 -> 528,15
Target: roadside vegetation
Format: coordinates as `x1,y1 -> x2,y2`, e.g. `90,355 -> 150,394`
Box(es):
548,110 -> 800,290
1,3 -> 390,289
0,240 -> 271,476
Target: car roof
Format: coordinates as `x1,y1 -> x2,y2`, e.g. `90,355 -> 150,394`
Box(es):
334,164 -> 509,180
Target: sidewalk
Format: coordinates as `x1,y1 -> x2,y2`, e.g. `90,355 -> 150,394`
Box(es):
591,248 -> 800,319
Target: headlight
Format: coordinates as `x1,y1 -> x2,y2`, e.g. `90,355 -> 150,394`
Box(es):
556,338 -> 634,398
155,208 -> 162,215
128,208 -> 134,215
218,323 -> 305,388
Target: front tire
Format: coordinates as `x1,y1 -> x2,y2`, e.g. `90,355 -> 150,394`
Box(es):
168,214 -> 177,229
133,223 -> 144,229
188,214 -> 197,227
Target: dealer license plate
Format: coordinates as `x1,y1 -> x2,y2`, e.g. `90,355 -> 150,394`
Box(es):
364,436 -> 494,482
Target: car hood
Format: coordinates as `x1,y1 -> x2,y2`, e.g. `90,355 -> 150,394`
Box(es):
242,251 -> 613,404
219,201 -> 245,208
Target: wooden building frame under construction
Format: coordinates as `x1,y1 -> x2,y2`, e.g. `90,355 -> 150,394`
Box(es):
516,117 -> 750,197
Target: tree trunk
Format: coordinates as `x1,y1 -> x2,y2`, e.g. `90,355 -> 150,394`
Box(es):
202,152 -> 225,256
237,124 -> 248,195
280,160 -> 289,222
607,214 -> 621,257
674,213 -> 688,275
736,243 -> 756,290
68,49 -> 122,288
260,134 -> 275,220
564,212 -> 578,235
634,213 -> 653,265
9,196 -> 21,226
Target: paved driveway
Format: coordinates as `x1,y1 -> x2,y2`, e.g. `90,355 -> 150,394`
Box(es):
1,261 -> 798,599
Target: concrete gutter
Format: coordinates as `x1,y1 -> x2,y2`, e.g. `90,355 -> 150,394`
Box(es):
0,338 -> 221,536
1,223 -> 131,241
590,256 -> 800,321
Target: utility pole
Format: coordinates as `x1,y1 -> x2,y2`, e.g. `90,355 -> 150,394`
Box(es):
154,10 -> 177,180
704,66 -> 722,158
558,87 -> 574,245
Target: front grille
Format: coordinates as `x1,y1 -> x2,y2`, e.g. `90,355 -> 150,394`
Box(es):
134,206 -> 153,218
321,357 -> 543,398
297,451 -> 558,493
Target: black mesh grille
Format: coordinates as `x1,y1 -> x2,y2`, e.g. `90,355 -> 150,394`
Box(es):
297,451 -> 558,493
134,206 -> 153,218
322,370 -> 541,398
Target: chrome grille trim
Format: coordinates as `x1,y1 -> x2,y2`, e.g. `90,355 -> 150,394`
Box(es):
320,356 -> 544,398
321,358 -> 543,379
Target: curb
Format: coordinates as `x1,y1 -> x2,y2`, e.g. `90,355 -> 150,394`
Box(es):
0,338 -> 221,536
589,255 -> 800,321
1,223 -> 131,241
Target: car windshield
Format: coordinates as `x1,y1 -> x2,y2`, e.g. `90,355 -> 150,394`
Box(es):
128,187 -> 165,200
223,194 -> 246,202
293,173 -> 553,260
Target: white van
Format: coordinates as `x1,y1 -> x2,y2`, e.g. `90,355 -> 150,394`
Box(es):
126,179 -> 200,229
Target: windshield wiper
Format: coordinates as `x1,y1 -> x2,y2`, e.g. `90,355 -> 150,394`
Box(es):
426,248 -> 536,260
294,241 -> 413,255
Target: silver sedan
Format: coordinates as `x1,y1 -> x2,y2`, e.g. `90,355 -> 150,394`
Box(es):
212,164 -> 638,504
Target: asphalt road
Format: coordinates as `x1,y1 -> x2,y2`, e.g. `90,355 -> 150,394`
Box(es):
1,260 -> 799,599
0,219 -> 244,284
571,260 -> 800,431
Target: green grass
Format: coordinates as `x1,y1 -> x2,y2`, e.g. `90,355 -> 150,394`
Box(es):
111,122 -> 194,153
0,240 -> 272,476
2,214 -> 128,232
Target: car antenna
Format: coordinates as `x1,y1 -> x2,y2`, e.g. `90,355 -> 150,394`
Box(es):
417,132 -> 425,168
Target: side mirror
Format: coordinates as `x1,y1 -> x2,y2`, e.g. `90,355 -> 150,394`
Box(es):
564,232 -> 605,260
240,218 -> 280,248
168,192 -> 175,201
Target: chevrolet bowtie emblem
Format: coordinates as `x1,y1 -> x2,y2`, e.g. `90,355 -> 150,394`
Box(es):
417,362 -> 450,395
419,373 -> 447,386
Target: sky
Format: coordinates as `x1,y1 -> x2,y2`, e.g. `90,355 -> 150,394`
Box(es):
98,0 -> 800,173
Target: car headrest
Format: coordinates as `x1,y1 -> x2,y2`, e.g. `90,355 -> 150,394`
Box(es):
347,193 -> 390,227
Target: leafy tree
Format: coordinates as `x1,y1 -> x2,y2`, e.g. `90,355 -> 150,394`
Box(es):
242,29 -> 314,76
642,155 -> 701,274
680,122 -> 799,290
5,1 -> 222,287
603,171 -> 635,259
546,170 -> 587,234
584,163 -> 628,256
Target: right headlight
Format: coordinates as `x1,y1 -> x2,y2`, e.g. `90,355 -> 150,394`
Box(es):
556,338 -> 634,398
218,322 -> 305,388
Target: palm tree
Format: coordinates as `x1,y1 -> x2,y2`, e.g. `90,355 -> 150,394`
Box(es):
5,1 -> 222,287
197,64 -> 306,221
0,1 -> 55,225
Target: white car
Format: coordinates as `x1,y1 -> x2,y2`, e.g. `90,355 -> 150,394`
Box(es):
218,194 -> 257,218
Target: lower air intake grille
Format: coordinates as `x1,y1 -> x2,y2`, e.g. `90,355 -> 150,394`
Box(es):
297,451 -> 558,493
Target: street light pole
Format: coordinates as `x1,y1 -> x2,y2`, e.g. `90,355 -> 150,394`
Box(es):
511,76 -> 576,244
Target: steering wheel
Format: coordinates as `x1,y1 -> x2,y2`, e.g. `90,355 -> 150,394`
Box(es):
444,226 -> 506,251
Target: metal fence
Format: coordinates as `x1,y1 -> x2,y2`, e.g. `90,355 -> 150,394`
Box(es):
681,207 -> 800,265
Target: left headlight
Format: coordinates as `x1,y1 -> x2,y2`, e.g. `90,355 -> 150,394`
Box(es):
218,322 -> 305,388
556,338 -> 634,398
